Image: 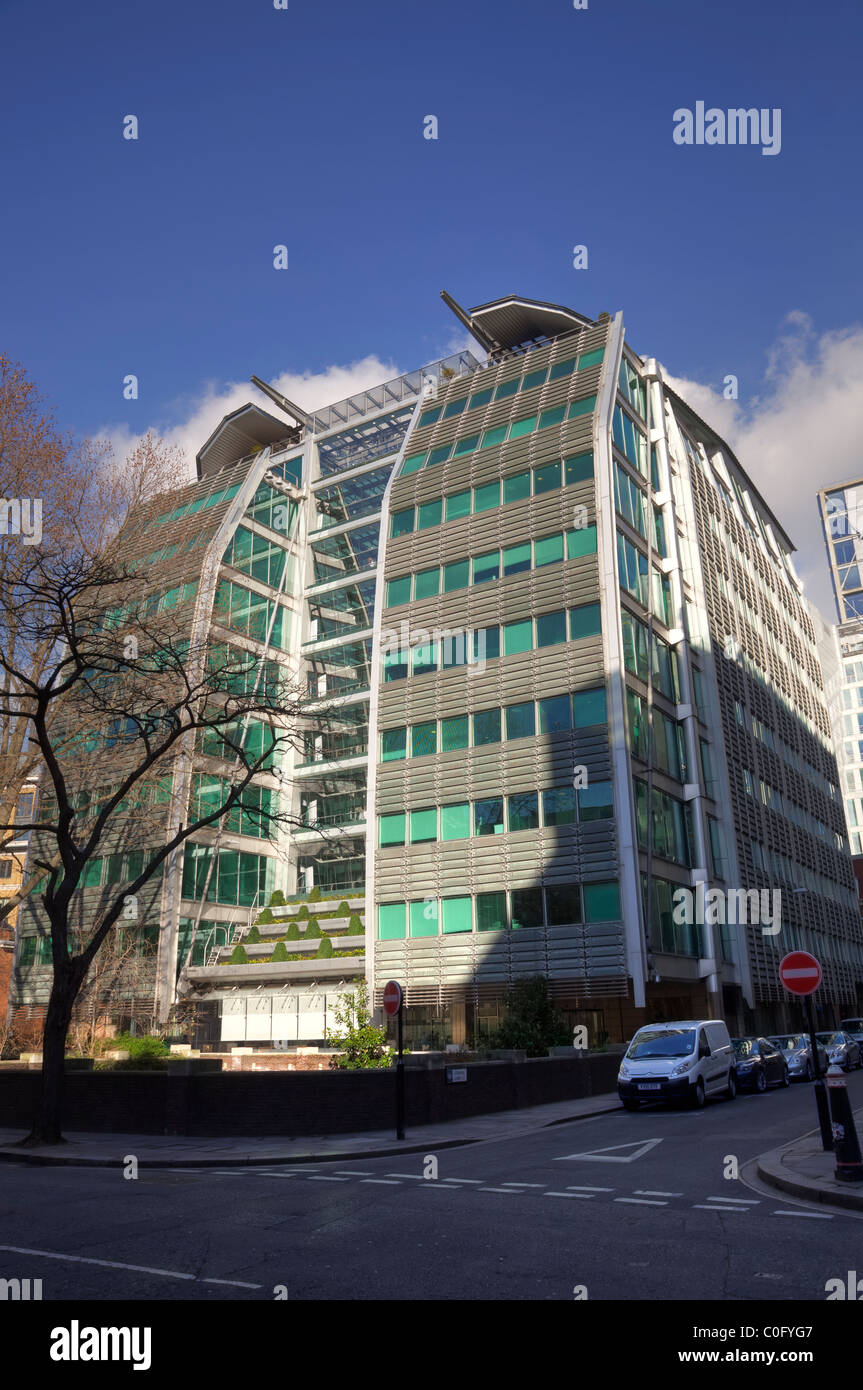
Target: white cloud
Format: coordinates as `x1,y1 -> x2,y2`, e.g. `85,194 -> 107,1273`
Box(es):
663,313 -> 863,625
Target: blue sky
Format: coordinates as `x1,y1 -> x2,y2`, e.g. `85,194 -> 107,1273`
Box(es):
1,0 -> 861,615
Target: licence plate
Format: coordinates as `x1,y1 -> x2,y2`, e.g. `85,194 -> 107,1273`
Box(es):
638,1083 -> 661,1091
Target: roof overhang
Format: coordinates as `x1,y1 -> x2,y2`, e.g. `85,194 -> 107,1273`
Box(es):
196,403 -> 300,479
441,291 -> 594,360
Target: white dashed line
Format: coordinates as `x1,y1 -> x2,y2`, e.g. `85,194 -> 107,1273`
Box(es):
565,1185 -> 615,1192
480,1187 -> 521,1194
0,1243 -> 266,1288
544,1191 -> 594,1199
360,1178 -> 402,1185
692,1204 -> 751,1213
705,1196 -> 760,1205
307,1175 -> 349,1182
201,1277 -> 262,1288
500,1182 -> 546,1188
440,1178 -> 483,1184
614,1197 -> 668,1206
773,1209 -> 833,1219
634,1190 -> 683,1197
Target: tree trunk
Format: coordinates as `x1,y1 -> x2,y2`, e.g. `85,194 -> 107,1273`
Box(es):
22,962 -> 80,1145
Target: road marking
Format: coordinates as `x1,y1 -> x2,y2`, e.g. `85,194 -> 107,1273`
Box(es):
480,1187 -> 520,1194
692,1204 -> 750,1213
634,1189 -> 683,1197
565,1184 -> 615,1192
201,1277 -> 262,1288
360,1178 -> 401,1185
307,1175 -> 349,1182
334,1171 -> 374,1177
386,1173 -> 425,1179
556,1139 -> 663,1163
440,1178 -> 483,1184
0,1243 -> 266,1288
773,1209 -> 833,1219
253,1171 -> 302,1178
544,1191 -> 594,1199
614,1197 -> 668,1206
705,1196 -> 760,1205
500,1182 -> 546,1188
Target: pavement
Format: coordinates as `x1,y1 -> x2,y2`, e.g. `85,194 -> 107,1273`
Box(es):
0,1091 -> 621,1167
756,1103 -> 863,1214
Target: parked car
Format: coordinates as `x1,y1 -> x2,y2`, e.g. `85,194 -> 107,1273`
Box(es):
732,1036 -> 789,1092
769,1034 -> 829,1080
816,1030 -> 862,1072
617,1020 -> 735,1110
839,1018 -> 863,1048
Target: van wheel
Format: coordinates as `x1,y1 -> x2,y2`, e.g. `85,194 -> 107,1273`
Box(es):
726,1072 -> 737,1100
782,1065 -> 790,1087
691,1078 -> 705,1109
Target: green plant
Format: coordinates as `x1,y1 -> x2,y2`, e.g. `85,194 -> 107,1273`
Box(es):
491,976 -> 570,1057
254,910 -> 273,926
269,890 -> 286,907
230,943 -> 249,964
316,934 -> 333,958
285,922 -> 300,941
246,924 -> 262,942
337,900 -> 351,916
308,885 -> 322,902
348,913 -> 363,934
296,904 -> 309,920
326,980 -> 391,1069
271,942 -> 288,962
304,917 -> 321,939
104,1032 -> 169,1059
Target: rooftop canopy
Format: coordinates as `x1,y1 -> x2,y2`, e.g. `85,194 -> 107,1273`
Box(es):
196,403 -> 300,479
442,290 -> 595,360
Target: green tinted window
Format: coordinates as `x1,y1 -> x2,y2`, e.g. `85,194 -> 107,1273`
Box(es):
391,508 -> 414,538
543,786 -> 576,826
441,803 -> 470,840
410,808 -> 437,843
546,885 -> 582,925
549,357 -> 576,381
534,533 -> 564,567
481,424 -> 508,449
508,792 -> 539,831
417,499 -> 443,530
533,460 -> 561,494
443,559 -> 470,592
566,525 -> 597,558
494,378 -> 520,400
414,567 -> 440,599
569,603 -> 602,638
573,687 -> 607,726
578,782 -> 614,820
473,708 -> 502,745
503,542 -> 531,576
477,891 -> 508,931
511,888 -> 544,929
469,387 -> 493,409
504,619 -> 532,655
453,434 -> 480,457
387,576 -> 411,607
568,395 -> 597,419
441,897 -> 473,934
411,722 -> 437,757
381,728 -> 407,762
473,550 -> 500,585
474,798 -> 504,836
380,814 -> 406,847
505,701 -> 535,739
539,404 -> 566,429
419,406 -> 441,426
473,481 -> 500,513
584,881 -> 621,921
441,715 -> 469,751
503,471 -> 530,503
377,906 -> 403,939
565,452 -> 594,484
443,397 -> 468,419
400,451 -> 426,475
509,415 -> 537,440
83,858 -> 103,887
427,445 -> 452,468
578,347 -> 605,369
523,367 -> 547,390
536,610 -> 566,647
410,900 -> 438,937
412,641 -> 437,675
539,695 -> 571,733
445,490 -> 471,521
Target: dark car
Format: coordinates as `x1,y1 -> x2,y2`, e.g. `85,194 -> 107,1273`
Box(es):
839,1018 -> 863,1048
732,1036 -> 789,1092
769,1034 -> 829,1081
816,1031 -> 862,1072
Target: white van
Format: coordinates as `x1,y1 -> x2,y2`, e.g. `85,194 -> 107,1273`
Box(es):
617,1020 -> 735,1110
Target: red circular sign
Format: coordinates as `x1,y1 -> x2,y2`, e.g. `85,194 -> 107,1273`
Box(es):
383,980 -> 403,1016
779,951 -> 822,997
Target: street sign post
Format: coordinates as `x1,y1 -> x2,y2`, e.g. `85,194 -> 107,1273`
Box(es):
383,980 -> 405,1140
779,951 -> 832,1151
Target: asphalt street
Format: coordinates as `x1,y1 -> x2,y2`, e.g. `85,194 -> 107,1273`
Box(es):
2,1076 -> 862,1302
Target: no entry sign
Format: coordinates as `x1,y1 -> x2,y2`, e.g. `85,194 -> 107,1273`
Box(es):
779,951 -> 822,997
383,980 -> 403,1016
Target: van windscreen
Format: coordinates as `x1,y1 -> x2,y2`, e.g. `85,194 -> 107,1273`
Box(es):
627,1029 -> 696,1060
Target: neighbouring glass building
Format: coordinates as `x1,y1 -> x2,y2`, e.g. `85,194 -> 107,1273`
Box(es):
11,296 -> 862,1048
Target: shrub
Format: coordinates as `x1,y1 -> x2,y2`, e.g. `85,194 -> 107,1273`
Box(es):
296,904 -> 309,920
316,934 -> 333,958
269,890 -> 286,907
108,1055 -> 168,1071
106,1032 -> 169,1059
254,910 -> 273,926
304,917 -> 321,940
308,885 -> 322,902
348,914 -> 363,934
491,976 -> 570,1057
271,942 -> 288,962
230,943 -> 249,964
337,901 -> 351,916
246,925 -> 262,943
326,981 -> 391,1069
285,921 -> 300,941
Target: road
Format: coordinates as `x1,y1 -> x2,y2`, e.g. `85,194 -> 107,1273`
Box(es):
2,1076 -> 862,1301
